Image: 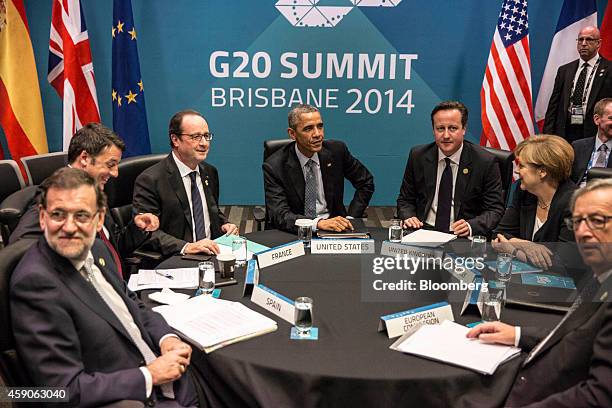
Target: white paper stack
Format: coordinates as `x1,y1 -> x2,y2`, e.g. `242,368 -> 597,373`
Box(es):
127,268 -> 199,291
154,296 -> 278,353
391,320 -> 521,375
401,229 -> 457,247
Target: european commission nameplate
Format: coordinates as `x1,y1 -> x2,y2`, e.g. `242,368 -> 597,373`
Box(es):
378,302 -> 454,338
255,241 -> 305,269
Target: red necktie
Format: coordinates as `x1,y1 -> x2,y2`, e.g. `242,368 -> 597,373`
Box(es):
99,228 -> 124,279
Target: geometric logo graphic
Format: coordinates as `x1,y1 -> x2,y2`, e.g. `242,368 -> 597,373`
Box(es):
275,0 -> 403,28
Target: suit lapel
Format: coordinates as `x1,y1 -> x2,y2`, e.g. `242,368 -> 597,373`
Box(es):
287,148 -> 305,208
454,144 -> 473,216
587,59 -> 609,110
165,156 -> 193,232
45,241 -> 133,344
319,147 -> 334,207
423,146 -> 438,215
198,165 -> 220,234
562,60 -> 580,112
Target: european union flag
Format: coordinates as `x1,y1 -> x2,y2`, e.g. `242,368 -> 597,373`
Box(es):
112,0 -> 151,157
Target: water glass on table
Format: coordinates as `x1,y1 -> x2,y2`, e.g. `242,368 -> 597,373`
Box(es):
198,261 -> 215,295
232,236 -> 247,267
481,290 -> 503,322
388,219 -> 403,242
295,219 -> 314,249
294,297 -> 313,337
471,235 -> 487,258
496,252 -> 514,282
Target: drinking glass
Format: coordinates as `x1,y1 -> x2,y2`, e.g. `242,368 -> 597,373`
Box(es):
294,297 -> 313,336
198,261 -> 215,295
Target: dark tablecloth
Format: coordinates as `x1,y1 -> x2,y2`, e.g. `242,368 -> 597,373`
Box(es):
153,229 -> 563,408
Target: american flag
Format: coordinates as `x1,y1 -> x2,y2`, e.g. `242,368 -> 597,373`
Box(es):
48,0 -> 101,150
481,0 -> 534,151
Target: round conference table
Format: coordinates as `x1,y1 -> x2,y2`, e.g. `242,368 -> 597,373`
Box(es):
153,229 -> 564,408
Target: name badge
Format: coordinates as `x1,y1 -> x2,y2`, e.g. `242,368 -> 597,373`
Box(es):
570,105 -> 584,124
250,284 -> 295,323
380,241 -> 444,259
311,239 -> 375,254
242,259 -> 260,297
256,241 -> 305,269
378,301 -> 454,338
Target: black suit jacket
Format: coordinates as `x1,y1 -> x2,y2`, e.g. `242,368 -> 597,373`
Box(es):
262,140 -> 374,233
8,192 -> 148,258
505,276 -> 612,407
132,154 -> 228,257
10,238 -> 195,407
494,179 -> 576,242
543,56 -> 612,141
570,136 -> 612,183
396,141 -> 505,237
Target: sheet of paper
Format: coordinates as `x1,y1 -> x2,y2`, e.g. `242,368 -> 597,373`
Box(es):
401,229 -> 457,247
394,320 -> 520,375
127,268 -> 199,291
213,235 -> 270,254
154,296 -> 277,351
148,288 -> 191,305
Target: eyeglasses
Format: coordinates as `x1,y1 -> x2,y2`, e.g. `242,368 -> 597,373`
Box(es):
45,209 -> 99,225
576,37 -> 600,43
177,133 -> 214,142
565,215 -> 612,231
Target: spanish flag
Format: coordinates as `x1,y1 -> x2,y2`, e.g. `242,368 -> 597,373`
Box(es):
0,0 -> 47,169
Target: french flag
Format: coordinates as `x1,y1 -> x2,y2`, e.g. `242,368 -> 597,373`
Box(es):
534,0 -> 597,131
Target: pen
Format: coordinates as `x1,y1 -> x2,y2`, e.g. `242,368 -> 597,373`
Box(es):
155,271 -> 174,280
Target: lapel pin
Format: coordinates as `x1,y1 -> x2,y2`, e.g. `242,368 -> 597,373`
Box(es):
601,292 -> 608,302
99,258 -> 106,267
205,179 -> 209,186
463,168 -> 469,175
327,163 -> 332,167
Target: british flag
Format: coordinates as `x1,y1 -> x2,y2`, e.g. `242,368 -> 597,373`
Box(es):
48,0 -> 100,149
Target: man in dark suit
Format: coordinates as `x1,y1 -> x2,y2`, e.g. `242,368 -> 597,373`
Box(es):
396,101 -> 504,237
467,178 -> 612,407
133,110 -> 238,257
10,168 -> 198,407
9,123 -> 158,277
571,97 -> 612,185
543,26 -> 612,143
263,104 -> 374,233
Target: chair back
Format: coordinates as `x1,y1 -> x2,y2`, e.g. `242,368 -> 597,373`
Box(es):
0,160 -> 25,204
20,152 -> 67,186
0,239 -> 36,387
482,146 -> 515,205
0,186 -> 38,244
263,139 -> 292,161
105,153 -> 166,208
586,167 -> 612,182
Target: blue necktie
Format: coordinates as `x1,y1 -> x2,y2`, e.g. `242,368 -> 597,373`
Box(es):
189,171 -> 207,241
435,158 -> 453,233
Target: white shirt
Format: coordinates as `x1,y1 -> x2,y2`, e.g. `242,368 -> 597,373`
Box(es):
425,145 -> 464,232
72,252 -> 177,398
532,214 -> 544,240
172,151 -> 211,241
571,54 -> 600,109
295,145 -> 329,230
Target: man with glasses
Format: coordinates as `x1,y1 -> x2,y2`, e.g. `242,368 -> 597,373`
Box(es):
10,123 -> 159,278
11,168 -> 199,407
571,98 -> 612,185
133,109 -> 238,257
466,178 -> 612,406
543,26 -> 612,143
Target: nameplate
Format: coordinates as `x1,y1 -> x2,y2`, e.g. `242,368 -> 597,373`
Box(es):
378,301 -> 454,338
311,239 -> 375,254
250,284 -> 295,324
380,241 -> 444,259
242,259 -> 260,297
255,241 -> 305,269
461,276 -> 486,315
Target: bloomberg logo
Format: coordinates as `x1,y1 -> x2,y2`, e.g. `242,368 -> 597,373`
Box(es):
276,0 -> 403,28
